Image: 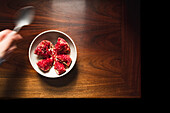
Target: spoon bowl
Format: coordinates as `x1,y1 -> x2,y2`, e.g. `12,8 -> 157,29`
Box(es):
13,6 -> 35,32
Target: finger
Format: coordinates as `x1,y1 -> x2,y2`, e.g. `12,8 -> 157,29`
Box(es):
7,45 -> 17,53
3,45 -> 17,60
6,31 -> 23,41
0,31 -> 22,52
0,29 -> 12,41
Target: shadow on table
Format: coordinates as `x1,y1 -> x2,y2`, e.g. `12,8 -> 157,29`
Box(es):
38,63 -> 78,88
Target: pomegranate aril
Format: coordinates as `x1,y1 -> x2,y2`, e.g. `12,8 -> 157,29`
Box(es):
37,57 -> 54,72
56,54 -> 72,67
54,61 -> 66,75
54,37 -> 70,55
34,40 -> 54,58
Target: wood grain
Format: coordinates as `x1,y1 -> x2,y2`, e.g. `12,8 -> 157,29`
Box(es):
0,0 -> 140,98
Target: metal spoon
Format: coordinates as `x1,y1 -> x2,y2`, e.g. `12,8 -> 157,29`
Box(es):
13,6 -> 35,32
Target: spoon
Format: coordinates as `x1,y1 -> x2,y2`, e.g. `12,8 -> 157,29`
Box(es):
13,6 -> 35,32
0,6 -> 35,65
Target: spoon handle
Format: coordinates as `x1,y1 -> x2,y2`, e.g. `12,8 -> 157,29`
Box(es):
13,26 -> 22,33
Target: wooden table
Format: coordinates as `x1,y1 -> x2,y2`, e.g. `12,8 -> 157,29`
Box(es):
0,0 -> 140,98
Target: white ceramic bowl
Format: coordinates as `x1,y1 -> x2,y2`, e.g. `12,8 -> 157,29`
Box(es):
29,30 -> 77,78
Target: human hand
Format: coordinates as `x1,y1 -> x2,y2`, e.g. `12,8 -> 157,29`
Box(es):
0,29 -> 23,61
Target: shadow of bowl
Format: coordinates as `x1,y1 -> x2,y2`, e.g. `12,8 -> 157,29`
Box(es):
38,63 -> 78,87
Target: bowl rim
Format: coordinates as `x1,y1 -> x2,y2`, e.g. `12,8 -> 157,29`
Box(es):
28,29 -> 77,78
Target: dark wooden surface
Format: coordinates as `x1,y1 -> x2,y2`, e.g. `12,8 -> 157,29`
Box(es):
0,0 -> 140,98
